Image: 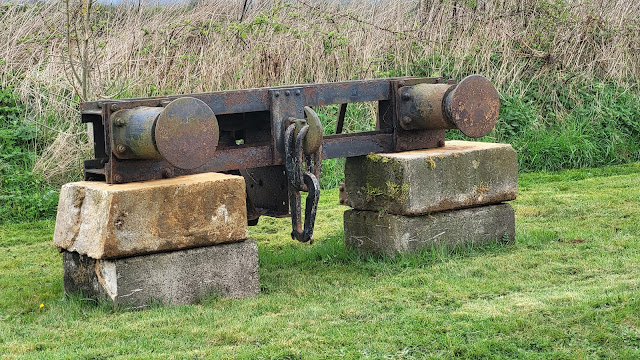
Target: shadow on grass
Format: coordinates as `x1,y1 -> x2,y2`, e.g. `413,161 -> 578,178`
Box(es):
258,231 -> 517,275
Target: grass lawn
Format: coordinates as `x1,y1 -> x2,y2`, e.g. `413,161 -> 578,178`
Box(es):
1,163 -> 639,359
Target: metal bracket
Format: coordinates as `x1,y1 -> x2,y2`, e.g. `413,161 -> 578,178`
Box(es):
269,87 -> 305,164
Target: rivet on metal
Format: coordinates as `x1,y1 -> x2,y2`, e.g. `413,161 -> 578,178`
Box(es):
401,92 -> 411,101
285,90 -> 291,96
295,90 -> 301,96
116,144 -> 126,154
113,174 -> 123,183
114,118 -> 125,127
274,91 -> 280,97
110,104 -> 119,111
401,116 -> 412,125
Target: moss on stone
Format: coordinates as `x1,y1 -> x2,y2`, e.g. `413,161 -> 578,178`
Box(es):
366,153 -> 391,163
385,181 -> 409,202
363,183 -> 385,202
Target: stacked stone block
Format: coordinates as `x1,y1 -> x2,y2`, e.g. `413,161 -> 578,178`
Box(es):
53,172 -> 259,308
343,140 -> 517,256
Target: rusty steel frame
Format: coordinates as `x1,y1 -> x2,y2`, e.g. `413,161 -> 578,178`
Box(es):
79,74 -> 499,237
81,76 -> 445,184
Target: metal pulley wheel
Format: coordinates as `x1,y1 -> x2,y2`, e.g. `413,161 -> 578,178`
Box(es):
397,75 -> 500,138
110,97 -> 219,170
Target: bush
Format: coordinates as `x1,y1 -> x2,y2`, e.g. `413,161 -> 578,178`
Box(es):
500,79 -> 640,172
0,89 -> 59,224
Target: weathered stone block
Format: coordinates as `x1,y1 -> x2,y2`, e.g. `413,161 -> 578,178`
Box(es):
53,173 -> 248,259
344,204 -> 515,257
344,141 -> 517,215
63,239 -> 259,308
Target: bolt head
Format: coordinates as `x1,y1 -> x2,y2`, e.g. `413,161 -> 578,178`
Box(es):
401,116 -> 412,125
114,118 -> 125,127
274,91 -> 280,97
161,168 -> 174,178
110,104 -> 119,111
113,174 -> 123,183
116,144 -> 126,154
285,90 -> 291,96
295,90 -> 301,96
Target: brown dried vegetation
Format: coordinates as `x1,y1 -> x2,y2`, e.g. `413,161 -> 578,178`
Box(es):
1,0 -> 639,183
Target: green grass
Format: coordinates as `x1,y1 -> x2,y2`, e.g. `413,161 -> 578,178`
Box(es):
1,163 -> 640,359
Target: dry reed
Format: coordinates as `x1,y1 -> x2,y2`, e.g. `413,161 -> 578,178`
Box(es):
1,0 -> 638,183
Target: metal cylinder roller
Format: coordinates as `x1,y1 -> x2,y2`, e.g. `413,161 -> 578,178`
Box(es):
111,106 -> 164,160
110,97 -> 219,170
397,75 -> 500,138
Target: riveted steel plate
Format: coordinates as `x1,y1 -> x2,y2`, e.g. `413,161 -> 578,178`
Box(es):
155,97 -> 220,170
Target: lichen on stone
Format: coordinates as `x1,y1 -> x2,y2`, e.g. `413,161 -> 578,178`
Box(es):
427,157 -> 436,169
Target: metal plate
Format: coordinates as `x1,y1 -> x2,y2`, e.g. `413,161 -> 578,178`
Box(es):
395,129 -> 444,152
444,75 -> 499,138
155,97 -> 220,170
241,165 -> 289,219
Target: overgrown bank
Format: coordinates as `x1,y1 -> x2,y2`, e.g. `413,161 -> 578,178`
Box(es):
1,0 -> 640,223
3,76 -> 639,223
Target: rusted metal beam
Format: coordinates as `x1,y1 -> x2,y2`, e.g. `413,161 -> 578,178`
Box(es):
80,75 -> 500,235
82,77 -> 416,115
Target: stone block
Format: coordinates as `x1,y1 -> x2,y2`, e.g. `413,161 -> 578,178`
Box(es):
344,204 -> 515,257
344,140 -> 517,215
53,172 -> 248,259
63,239 -> 260,308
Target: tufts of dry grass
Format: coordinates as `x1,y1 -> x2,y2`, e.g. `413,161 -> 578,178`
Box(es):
1,0 -> 639,183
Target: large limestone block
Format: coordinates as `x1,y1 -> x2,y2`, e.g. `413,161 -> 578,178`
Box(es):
344,204 -> 515,257
63,239 -> 260,308
54,172 -> 248,259
344,140 -> 517,215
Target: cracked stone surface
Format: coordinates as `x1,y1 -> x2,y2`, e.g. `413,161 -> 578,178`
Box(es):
53,172 -> 248,259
